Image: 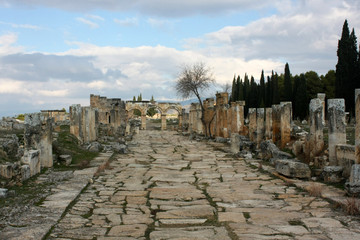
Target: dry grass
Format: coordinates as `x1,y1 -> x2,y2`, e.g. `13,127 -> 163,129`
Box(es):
94,161 -> 112,177
307,183 -> 323,197
344,197 -> 360,216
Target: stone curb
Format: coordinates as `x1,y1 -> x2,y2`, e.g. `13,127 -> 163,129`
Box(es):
2,152 -> 113,240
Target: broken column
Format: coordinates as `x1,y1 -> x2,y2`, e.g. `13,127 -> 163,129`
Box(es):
24,112 -> 53,168
280,102 -> 292,148
317,93 -> 326,125
161,114 -> 167,130
256,108 -> 265,145
265,108 -> 272,140
355,89 -> 360,164
328,99 -> 346,165
21,150 -> 40,177
248,108 -> 257,142
346,164 -> 360,195
141,114 -> 147,130
70,105 -> 98,143
272,104 -> 281,143
307,98 -> 324,160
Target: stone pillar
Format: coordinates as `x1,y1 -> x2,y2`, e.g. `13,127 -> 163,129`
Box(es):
70,104 -> 82,141
141,114 -> 146,130
248,108 -> 257,142
280,102 -> 292,148
238,101 -> 245,135
161,114 -> 167,130
82,106 -> 98,143
231,133 -> 240,153
196,104 -> 203,134
355,89 -> 360,164
272,104 -> 281,143
265,108 -> 272,140
307,98 -> 324,160
24,113 -> 53,168
256,108 -> 265,145
230,101 -> 245,135
328,99 -> 346,165
317,93 -> 326,125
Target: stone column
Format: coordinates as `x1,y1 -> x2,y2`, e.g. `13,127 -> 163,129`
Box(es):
328,99 -> 346,165
355,89 -> 360,164
161,114 -> 167,130
196,105 -> 203,134
70,104 -> 82,141
317,93 -> 326,125
231,133 -> 240,153
307,98 -> 324,160
248,108 -> 257,142
141,114 -> 147,130
280,102 -> 292,148
24,113 -> 53,168
256,108 -> 265,145
82,106 -> 98,143
238,101 -> 246,135
272,104 -> 281,143
265,108 -> 272,140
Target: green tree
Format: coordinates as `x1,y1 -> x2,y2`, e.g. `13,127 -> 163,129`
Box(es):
305,71 -> 323,99
284,63 -> 292,101
230,76 -> 236,102
133,96 -> 136,101
293,74 -> 308,120
249,76 -> 258,108
238,76 -> 244,101
272,72 -> 280,104
259,70 -> 266,107
265,75 -> 272,107
336,19 -> 359,112
321,70 -> 336,99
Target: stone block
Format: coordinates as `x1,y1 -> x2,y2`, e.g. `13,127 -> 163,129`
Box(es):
59,155 -> 72,166
346,164 -> 360,195
0,188 -> 8,198
292,140 -> 304,156
87,142 -> 102,152
322,166 -> 343,183
21,165 -> 31,181
259,140 -> 292,160
275,159 -> 311,179
0,164 -> 14,179
21,150 -> 40,177
335,144 -> 355,178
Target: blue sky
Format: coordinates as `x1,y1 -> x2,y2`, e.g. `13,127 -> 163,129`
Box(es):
0,0 -> 359,117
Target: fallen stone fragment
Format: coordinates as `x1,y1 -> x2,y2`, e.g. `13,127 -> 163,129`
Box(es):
275,159 -> 311,179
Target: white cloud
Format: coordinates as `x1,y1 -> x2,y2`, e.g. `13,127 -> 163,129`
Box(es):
0,21 -> 41,30
38,89 -> 69,97
76,17 -> 99,28
0,33 -> 23,55
86,14 -> 104,21
114,17 -> 138,27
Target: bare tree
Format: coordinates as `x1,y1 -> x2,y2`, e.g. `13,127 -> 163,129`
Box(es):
175,62 -> 215,136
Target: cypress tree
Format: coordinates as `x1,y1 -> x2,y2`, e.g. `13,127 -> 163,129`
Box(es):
133,96 -> 136,101
266,75 -> 272,107
249,76 -> 258,108
259,70 -> 266,107
238,77 -> 244,101
336,20 -> 359,112
230,75 -> 236,102
294,74 -> 308,120
234,75 -> 241,101
272,72 -> 280,104
284,63 -> 292,101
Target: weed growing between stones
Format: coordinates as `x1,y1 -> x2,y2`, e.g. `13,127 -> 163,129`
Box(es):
306,183 -> 323,197
344,197 -> 360,216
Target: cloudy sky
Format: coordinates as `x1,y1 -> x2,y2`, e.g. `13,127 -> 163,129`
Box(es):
0,0 -> 359,117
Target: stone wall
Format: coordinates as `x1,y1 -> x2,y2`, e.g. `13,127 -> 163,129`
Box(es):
41,110 -> 68,122
0,117 -> 24,131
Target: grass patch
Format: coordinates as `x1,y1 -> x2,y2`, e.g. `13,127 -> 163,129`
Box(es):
52,125 -> 99,169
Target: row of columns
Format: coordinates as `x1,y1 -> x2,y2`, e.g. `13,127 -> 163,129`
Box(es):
248,102 -> 292,148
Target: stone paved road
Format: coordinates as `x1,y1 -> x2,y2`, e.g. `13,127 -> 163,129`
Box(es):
47,131 -> 360,240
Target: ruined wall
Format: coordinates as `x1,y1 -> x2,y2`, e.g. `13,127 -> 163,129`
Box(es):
24,112 -> 53,168
90,94 -> 126,136
41,110 -> 68,122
